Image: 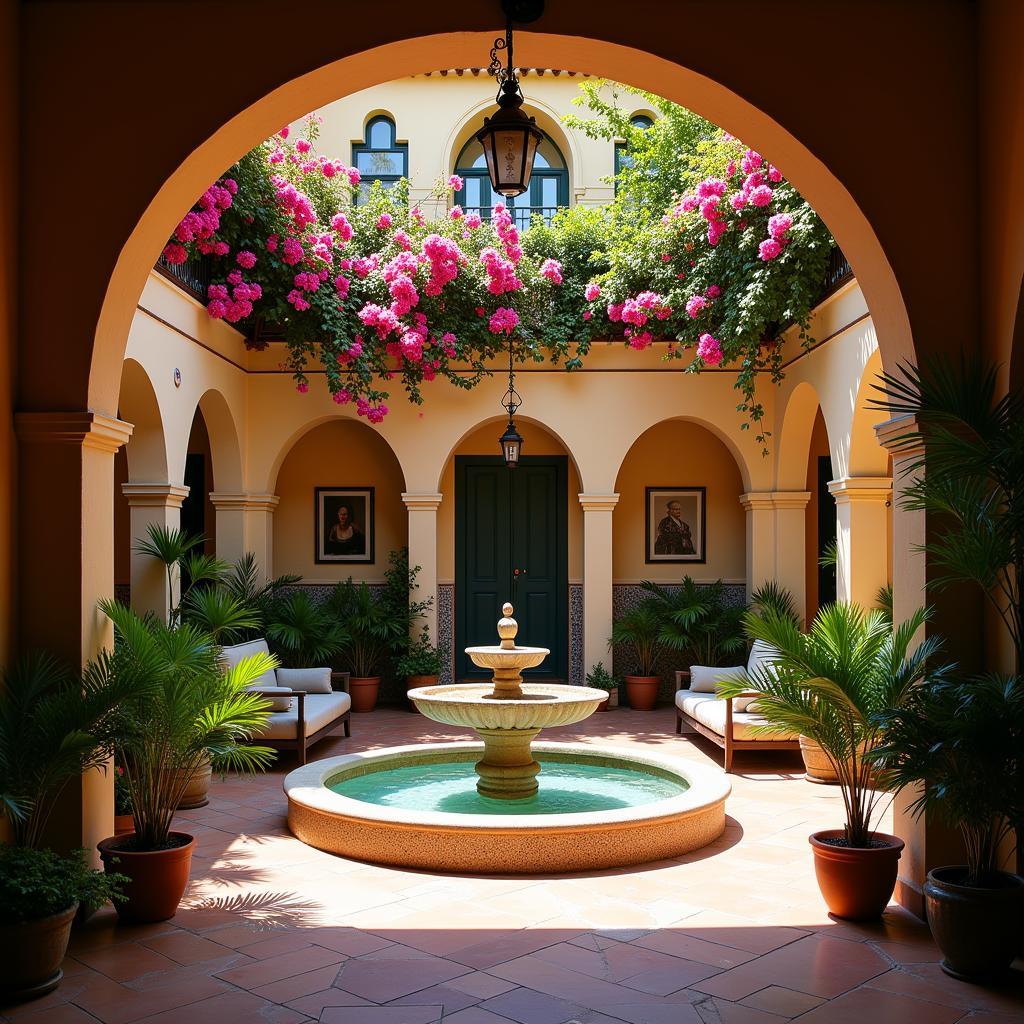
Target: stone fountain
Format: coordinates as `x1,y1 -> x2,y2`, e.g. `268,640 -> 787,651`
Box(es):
407,603 -> 606,799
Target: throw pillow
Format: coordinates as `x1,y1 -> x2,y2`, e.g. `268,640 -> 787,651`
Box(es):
277,667 -> 333,694
689,665 -> 745,693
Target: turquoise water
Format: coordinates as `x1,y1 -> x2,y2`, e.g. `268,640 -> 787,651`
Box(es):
329,759 -> 687,815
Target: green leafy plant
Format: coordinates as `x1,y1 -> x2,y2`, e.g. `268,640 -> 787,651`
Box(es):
0,652 -> 134,848
585,661 -> 621,692
396,626 -> 443,678
328,580 -> 407,679
750,580 -> 801,624
266,591 -> 348,668
0,847 -> 125,923
870,674 -> 1023,886
608,603 -> 665,677
718,603 -> 941,847
96,600 -> 276,850
640,577 -> 747,666
220,553 -> 301,639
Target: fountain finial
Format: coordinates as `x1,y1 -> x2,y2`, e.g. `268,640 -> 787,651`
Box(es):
498,602 -> 517,649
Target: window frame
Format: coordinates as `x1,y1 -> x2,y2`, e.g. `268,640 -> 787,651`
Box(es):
351,115 -> 408,204
614,114 -> 655,192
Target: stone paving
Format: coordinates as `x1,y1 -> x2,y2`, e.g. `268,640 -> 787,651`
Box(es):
6,707 -> 1022,1023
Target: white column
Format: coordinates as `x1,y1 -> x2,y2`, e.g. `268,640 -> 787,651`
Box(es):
121,482 -> 189,620
402,492 -> 443,641
828,476 -> 892,607
740,491 -> 811,615
740,492 -> 776,602
209,492 -> 279,577
579,493 -> 619,677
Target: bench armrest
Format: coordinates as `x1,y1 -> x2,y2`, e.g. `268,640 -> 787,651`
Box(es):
331,671 -> 350,693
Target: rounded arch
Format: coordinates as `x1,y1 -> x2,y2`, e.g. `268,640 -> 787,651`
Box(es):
90,33 -> 914,415
776,380 -> 827,491
193,388 -> 244,492
118,358 -> 169,482
848,348 -> 890,477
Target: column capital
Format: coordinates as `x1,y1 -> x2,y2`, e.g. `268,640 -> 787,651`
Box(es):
828,476 -> 893,504
15,411 -> 133,453
739,491 -> 811,512
874,414 -> 924,458
208,492 -> 280,513
578,493 -> 619,512
401,492 -> 444,512
121,483 -> 190,509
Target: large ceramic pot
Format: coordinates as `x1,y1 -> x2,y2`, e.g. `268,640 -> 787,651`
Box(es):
98,832 -> 195,924
0,903 -> 77,1002
625,675 -> 659,711
405,674 -> 439,712
924,866 -> 1024,980
114,814 -> 134,836
809,829 -> 904,919
350,676 -> 381,713
176,758 -> 212,809
799,738 -> 877,787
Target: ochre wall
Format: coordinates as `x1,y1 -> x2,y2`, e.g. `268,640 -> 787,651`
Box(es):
437,421 -> 583,582
613,420 -> 745,583
273,420 -> 407,582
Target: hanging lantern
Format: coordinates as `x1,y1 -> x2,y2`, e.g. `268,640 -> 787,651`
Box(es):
476,2 -> 544,198
499,419 -> 524,469
499,331 -> 524,468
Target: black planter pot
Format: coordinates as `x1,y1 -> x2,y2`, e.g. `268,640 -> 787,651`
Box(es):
924,866 -> 1024,981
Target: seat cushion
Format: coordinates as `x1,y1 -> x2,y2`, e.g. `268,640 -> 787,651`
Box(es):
255,692 -> 352,741
675,691 -> 797,742
221,638 -> 278,689
277,667 -> 333,694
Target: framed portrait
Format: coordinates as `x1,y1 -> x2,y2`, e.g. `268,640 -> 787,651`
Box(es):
645,487 -> 706,564
315,487 -> 374,564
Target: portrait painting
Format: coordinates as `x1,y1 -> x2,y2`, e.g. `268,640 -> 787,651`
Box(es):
315,487 -> 374,564
645,487 -> 706,564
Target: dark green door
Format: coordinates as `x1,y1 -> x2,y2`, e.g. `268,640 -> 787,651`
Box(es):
455,455 -> 568,681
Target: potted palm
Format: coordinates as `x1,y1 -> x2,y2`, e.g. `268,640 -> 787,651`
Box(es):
0,653 -> 129,1000
608,602 -> 664,710
398,626 -> 443,711
870,674 -> 1023,979
718,602 -> 940,919
95,600 -> 276,923
585,662 -> 620,710
641,577 -> 747,668
266,590 -> 348,668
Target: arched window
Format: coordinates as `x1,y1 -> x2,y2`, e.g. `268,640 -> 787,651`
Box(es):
454,130 -> 568,230
352,116 -> 407,204
614,114 -> 654,189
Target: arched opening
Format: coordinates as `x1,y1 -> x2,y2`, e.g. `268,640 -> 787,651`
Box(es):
352,113 -> 408,204
180,406 -> 215,557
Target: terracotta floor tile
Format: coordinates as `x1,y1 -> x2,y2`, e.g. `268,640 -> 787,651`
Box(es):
447,930 -> 584,970
477,987 -> 588,1024
739,984 -> 826,1016
632,931 -> 758,969
308,928 -> 396,957
333,954 -> 470,1002
283,987 -> 374,1017
794,985 -> 965,1023
139,932 -> 239,966
251,963 -> 345,1003
700,1000 -> 789,1023
214,945 -> 344,989
445,971 -> 519,998
320,1008 -> 443,1024
72,971 -> 230,1024
863,965 -> 1024,1014
585,1001 -> 702,1024
619,961 -> 721,994
132,989 -> 308,1024
1,1007 -> 99,1024
442,1009 -> 522,1024
73,943 -> 180,983
388,982 -> 481,1014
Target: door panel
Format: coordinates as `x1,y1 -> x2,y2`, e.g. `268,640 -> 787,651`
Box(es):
456,456 -> 567,681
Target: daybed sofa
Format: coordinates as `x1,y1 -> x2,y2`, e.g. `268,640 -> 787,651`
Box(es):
222,639 -> 351,765
675,640 -> 799,772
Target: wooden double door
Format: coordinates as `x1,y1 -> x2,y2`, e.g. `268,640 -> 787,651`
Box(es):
455,455 -> 568,681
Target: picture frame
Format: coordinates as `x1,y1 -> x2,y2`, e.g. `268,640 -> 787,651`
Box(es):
645,487 -> 706,564
315,487 -> 374,564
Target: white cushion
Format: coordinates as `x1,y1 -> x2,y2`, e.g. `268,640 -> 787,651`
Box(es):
276,667 -> 333,694
246,684 -> 292,712
688,665 -> 745,693
675,691 -> 798,742
221,639 -> 277,689
256,692 -> 352,740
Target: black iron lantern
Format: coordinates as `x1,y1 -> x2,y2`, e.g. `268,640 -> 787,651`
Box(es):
475,1 -> 545,198
499,332 -> 524,468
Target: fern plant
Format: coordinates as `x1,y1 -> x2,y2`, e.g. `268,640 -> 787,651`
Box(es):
608,603 -> 665,676
266,591 -> 348,668
640,577 -> 746,666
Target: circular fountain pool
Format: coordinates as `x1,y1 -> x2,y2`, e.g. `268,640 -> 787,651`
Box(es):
284,741 -> 730,873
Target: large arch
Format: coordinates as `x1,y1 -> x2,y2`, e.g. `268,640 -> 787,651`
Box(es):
87,32 -> 915,417
193,387 -> 244,492
118,358 -> 168,483
776,380 -> 826,492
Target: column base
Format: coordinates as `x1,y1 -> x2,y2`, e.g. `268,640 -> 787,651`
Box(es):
474,728 -> 542,800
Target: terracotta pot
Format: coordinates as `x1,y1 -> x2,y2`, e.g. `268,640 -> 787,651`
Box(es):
405,674 -> 439,712
809,829 -> 904,919
98,832 -> 195,924
625,675 -> 659,711
114,813 -> 134,836
799,738 -> 878,787
176,758 -> 212,809
924,866 -> 1024,980
350,676 -> 381,713
0,902 -> 77,1002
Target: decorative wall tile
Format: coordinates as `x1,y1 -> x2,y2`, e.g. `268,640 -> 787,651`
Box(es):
569,583 -> 584,686
437,583 -> 454,685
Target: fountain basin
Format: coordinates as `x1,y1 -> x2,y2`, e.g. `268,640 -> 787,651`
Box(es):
408,682 -> 606,730
284,741 -> 731,873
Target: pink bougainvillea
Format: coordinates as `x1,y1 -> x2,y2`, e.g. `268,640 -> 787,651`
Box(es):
697,333 -> 724,365
488,307 -> 520,335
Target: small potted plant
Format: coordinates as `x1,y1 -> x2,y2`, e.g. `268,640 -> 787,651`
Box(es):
95,600 -> 276,923
719,602 -> 939,920
398,626 -> 443,711
585,662 -> 620,710
0,847 -> 124,1002
114,764 -> 133,836
608,603 -> 664,709
871,673 -> 1024,979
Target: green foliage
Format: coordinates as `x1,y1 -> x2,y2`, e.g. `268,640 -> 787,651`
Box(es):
266,591 -> 348,668
0,847 -> 125,924
869,674 -> 1023,885
608,603 -> 665,677
640,577 -> 747,667
396,626 -> 443,678
0,653 -> 134,848
718,602 -> 941,847
327,580 -> 406,679
585,661 -> 621,692
96,601 -> 275,850
750,581 -> 801,625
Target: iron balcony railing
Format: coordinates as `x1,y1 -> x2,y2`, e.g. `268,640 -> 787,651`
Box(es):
154,252 -> 213,301
463,205 -> 562,230
820,247 -> 853,298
